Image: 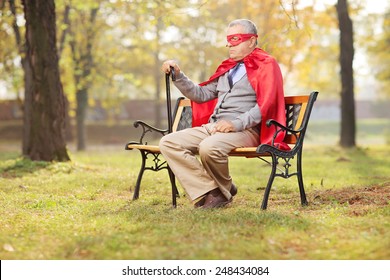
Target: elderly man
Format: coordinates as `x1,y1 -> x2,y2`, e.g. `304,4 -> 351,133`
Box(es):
160,19 -> 286,209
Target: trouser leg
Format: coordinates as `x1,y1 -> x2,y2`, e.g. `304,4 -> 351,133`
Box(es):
159,123 -> 259,201
159,125 -> 217,200
198,125 -> 259,199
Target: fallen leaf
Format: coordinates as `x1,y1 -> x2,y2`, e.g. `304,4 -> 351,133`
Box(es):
3,243 -> 15,252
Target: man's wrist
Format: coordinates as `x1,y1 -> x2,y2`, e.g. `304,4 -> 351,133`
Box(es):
231,119 -> 243,132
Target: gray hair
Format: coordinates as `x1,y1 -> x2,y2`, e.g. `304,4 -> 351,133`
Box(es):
228,19 -> 258,35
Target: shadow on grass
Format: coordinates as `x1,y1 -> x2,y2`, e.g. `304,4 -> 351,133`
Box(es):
333,146 -> 390,180
0,155 -> 52,178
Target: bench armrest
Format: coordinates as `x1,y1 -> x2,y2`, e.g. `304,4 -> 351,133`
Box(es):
266,119 -> 302,135
126,120 -> 169,148
257,119 -> 303,154
133,120 -> 168,134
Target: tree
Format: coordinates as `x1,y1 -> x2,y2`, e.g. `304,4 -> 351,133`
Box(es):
367,10 -> 390,95
336,0 -> 356,147
67,3 -> 100,151
0,0 -> 28,113
22,0 -> 70,161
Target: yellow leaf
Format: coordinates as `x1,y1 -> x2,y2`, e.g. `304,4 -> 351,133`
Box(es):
3,243 -> 15,252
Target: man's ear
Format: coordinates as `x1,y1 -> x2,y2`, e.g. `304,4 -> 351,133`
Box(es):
249,37 -> 256,48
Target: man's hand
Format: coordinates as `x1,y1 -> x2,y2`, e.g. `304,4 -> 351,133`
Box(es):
161,60 -> 181,76
211,120 -> 235,134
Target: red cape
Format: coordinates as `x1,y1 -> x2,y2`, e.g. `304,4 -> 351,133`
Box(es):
191,48 -> 289,150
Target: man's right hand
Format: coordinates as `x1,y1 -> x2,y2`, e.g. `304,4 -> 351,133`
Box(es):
161,60 -> 181,76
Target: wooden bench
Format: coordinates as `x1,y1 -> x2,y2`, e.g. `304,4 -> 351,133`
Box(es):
126,91 -> 318,209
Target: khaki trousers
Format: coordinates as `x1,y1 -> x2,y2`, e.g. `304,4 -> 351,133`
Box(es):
159,123 -> 259,202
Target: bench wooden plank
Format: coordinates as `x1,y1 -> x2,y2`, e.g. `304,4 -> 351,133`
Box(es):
126,143 -> 269,157
127,144 -> 161,153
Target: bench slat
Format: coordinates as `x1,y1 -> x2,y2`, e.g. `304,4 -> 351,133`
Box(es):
127,144 -> 160,153
127,143 -> 270,157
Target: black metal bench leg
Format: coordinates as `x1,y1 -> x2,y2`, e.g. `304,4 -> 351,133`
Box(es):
261,154 -> 277,210
297,150 -> 308,206
167,166 -> 179,208
132,151 -> 147,200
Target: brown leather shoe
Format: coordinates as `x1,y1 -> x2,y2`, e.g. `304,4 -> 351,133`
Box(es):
194,196 -> 206,208
201,188 -> 232,209
194,184 -> 237,208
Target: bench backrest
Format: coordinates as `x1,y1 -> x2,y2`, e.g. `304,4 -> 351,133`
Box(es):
170,92 -> 318,145
172,98 -> 192,132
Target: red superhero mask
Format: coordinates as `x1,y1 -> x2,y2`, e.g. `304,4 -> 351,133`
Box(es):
226,33 -> 258,46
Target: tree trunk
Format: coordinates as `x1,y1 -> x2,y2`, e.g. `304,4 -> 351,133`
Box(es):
154,50 -> 162,129
337,0 -> 356,147
21,57 -> 32,156
76,88 -> 88,151
58,4 -> 73,143
154,18 -> 163,129
7,0 -> 32,154
69,7 -> 98,151
22,0 -> 70,161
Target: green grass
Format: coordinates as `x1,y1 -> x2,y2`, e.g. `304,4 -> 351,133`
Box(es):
0,144 -> 389,260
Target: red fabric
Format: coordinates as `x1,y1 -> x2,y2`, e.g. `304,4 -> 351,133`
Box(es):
191,48 -> 289,150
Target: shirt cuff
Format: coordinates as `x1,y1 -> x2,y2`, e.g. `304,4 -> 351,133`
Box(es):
231,119 -> 244,132
173,71 -> 185,81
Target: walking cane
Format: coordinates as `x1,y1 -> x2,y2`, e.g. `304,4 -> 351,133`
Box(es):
165,66 -> 179,207
165,66 -> 175,133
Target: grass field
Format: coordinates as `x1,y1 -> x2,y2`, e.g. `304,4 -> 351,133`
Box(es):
1,137 -> 389,260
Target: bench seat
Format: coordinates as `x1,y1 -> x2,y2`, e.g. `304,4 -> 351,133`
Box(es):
126,144 -> 263,157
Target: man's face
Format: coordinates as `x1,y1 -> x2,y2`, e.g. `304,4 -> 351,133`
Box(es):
226,25 -> 257,61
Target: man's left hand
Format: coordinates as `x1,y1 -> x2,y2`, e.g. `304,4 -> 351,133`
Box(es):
211,120 -> 235,134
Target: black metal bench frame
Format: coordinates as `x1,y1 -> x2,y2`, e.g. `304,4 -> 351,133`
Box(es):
126,72 -> 318,209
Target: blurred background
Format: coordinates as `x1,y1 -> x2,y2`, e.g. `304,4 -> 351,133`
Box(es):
0,0 -> 389,152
